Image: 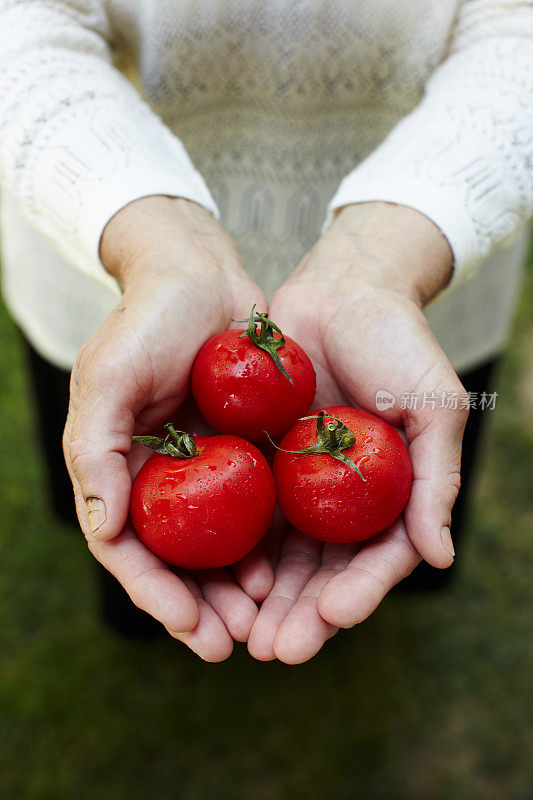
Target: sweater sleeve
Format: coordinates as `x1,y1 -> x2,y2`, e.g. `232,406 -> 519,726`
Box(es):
0,0 -> 219,291
327,0 -> 533,288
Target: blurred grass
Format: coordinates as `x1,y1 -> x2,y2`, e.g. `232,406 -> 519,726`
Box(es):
0,249 -> 532,800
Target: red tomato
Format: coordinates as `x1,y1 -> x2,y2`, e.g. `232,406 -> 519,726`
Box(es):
130,433 -> 276,569
273,405 -> 412,543
191,308 -> 316,442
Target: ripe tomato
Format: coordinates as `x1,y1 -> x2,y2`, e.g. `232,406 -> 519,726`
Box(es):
273,406 -> 412,543
130,425 -> 276,569
191,306 -> 316,442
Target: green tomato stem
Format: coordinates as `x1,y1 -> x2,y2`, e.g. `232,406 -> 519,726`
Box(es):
266,411 -> 366,480
232,304 -> 294,384
132,422 -> 199,459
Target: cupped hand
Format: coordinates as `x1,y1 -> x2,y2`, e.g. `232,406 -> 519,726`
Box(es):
63,196 -> 274,661
248,201 -> 468,664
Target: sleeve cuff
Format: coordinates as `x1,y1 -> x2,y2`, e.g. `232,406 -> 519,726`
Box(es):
78,165 -> 219,281
325,176 -> 485,290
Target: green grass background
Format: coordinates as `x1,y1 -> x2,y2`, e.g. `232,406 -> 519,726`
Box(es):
1,251 -> 532,800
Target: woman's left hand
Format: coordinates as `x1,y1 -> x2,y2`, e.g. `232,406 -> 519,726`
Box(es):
247,202 -> 469,664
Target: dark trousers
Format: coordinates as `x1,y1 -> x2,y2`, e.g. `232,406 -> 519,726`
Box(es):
24,338 -> 499,635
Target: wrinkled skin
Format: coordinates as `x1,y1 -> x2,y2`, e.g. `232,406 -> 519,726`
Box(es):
247,203 -> 467,664
64,197 -> 467,664
63,197 -> 278,661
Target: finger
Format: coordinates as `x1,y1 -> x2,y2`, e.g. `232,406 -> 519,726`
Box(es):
87,514 -> 232,660
260,507 -> 290,569
273,542 -> 358,664
87,525 -> 199,632
168,572 -> 234,662
196,568 -> 259,642
63,365 -> 88,526
319,292 -> 468,569
232,547 -> 274,603
403,396 -> 468,568
64,357 -> 133,541
247,530 -> 322,661
318,521 -> 421,628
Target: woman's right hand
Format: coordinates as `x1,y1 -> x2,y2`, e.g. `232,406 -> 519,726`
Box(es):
63,196 -> 273,661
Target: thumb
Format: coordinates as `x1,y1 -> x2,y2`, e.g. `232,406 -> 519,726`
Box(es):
404,395 -> 469,568
64,358 -> 133,541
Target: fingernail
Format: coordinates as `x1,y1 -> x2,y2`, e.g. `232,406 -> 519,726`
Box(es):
86,497 -> 107,536
440,526 -> 455,558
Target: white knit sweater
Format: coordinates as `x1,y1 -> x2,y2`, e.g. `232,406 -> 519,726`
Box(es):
0,0 -> 532,372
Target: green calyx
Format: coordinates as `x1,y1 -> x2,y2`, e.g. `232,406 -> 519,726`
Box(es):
132,423 -> 199,459
266,411 -> 366,481
233,304 -> 293,384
